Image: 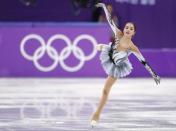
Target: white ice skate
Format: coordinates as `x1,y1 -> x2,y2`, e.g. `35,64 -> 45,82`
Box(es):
90,120 -> 98,128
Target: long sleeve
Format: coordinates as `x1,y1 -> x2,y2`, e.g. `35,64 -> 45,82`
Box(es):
96,3 -> 117,36
131,44 -> 160,85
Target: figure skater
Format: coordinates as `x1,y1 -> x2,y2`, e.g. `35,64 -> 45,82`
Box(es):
90,3 -> 160,127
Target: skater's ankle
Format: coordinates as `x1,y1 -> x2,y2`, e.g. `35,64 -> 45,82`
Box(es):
91,113 -> 100,122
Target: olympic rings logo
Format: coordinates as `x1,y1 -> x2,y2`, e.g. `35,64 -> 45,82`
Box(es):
20,34 -> 98,72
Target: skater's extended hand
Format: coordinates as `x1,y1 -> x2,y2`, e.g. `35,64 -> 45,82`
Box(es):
95,3 -> 105,8
153,75 -> 160,85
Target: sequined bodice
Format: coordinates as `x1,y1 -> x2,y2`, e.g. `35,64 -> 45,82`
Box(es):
110,42 -> 131,65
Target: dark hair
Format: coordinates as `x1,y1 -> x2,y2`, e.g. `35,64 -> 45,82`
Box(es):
125,22 -> 136,32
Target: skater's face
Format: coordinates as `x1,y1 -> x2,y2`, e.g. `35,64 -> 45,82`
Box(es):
123,23 -> 136,38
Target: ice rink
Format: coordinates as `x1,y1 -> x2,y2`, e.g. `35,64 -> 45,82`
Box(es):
0,78 -> 176,131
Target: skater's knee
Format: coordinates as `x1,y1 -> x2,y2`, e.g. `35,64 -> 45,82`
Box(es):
96,44 -> 108,51
103,89 -> 109,96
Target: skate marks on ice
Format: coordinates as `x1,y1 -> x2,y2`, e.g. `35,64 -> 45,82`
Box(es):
0,78 -> 176,131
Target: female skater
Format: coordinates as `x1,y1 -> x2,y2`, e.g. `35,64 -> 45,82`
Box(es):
91,3 -> 160,127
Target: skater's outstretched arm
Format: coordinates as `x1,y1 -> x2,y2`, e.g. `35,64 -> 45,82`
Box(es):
130,43 -> 160,85
95,3 -> 122,38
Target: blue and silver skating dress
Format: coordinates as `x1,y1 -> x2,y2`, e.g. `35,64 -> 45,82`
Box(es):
97,3 -> 133,78
100,41 -> 133,78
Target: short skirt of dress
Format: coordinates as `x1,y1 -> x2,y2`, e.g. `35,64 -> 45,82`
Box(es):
100,45 -> 133,78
